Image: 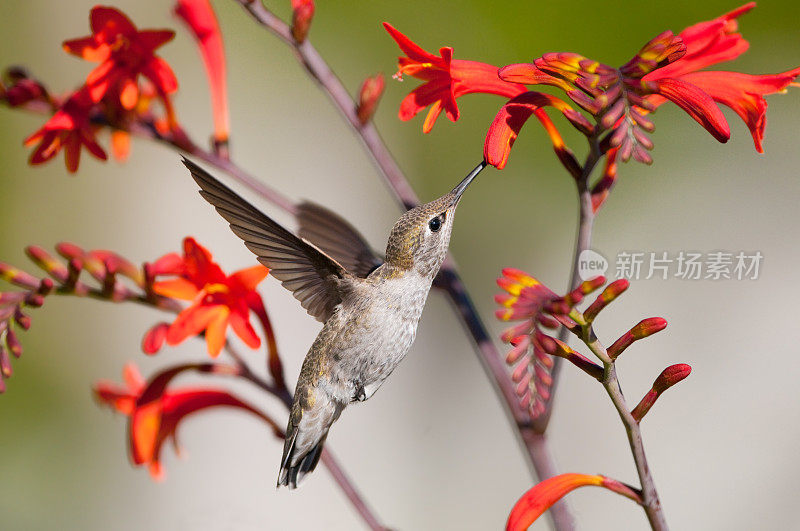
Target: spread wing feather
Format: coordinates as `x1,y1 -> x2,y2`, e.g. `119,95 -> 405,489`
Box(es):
182,157 -> 350,322
296,202 -> 383,279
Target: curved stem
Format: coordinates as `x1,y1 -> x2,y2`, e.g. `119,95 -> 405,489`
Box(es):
534,137 -> 601,433
320,449 -> 387,531
584,337 -> 668,530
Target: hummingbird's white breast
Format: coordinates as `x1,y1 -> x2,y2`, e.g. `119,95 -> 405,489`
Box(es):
326,269 -> 434,403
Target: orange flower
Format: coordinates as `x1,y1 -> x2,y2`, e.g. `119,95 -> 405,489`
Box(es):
506,473 -> 642,530
63,6 -> 177,110
23,87 -> 107,173
174,0 -> 229,143
95,363 -> 279,479
149,238 -> 269,357
498,3 -> 800,162
641,3 -> 800,152
384,23 -> 526,133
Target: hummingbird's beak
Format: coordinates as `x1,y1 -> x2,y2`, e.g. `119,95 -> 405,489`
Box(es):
451,160 -> 487,204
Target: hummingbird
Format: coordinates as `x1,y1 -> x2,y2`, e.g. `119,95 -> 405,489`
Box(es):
181,157 -> 485,488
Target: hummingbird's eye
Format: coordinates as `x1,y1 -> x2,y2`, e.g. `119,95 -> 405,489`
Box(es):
428,216 -> 442,232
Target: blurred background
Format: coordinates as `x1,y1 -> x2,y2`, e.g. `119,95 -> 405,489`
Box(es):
1,0 -> 798,529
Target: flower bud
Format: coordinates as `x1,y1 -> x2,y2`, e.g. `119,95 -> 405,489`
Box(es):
356,73 -> 385,124
25,246 -> 68,282
608,317 -> 667,360
631,363 -> 691,421
584,279 -> 629,322
291,0 -> 315,43
0,262 -> 39,289
142,322 -> 170,355
0,344 -> 12,377
6,329 -> 22,358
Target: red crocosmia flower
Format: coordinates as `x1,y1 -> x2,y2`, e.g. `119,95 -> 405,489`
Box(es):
23,87 -> 107,173
63,6 -> 177,111
506,474 -> 642,531
500,4 -> 799,158
175,0 -> 229,143
640,3 -> 800,152
151,238 -> 269,357
95,363 -> 278,479
383,22 -> 526,133
484,91 -> 590,172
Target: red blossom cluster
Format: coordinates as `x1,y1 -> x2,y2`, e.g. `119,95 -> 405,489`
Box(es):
0,1 -> 795,528
495,269 -> 691,529
0,236 -> 285,479
386,3 -> 799,210
1,3 -> 231,173
0,1 -> 299,482
145,237 -> 270,358
95,362 -> 282,479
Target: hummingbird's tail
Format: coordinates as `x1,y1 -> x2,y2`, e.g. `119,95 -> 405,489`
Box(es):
278,431 -> 329,489
278,391 -> 343,489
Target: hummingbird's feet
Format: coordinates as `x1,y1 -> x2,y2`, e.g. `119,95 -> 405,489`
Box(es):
352,381 -> 367,402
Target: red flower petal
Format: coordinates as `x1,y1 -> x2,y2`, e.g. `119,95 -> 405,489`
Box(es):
62,36 -> 109,62
484,91 -> 572,169
398,79 -> 452,122
152,278 -> 199,300
680,68 -> 800,152
137,30 -> 176,52
149,252 -> 185,276
175,0 -> 228,141
228,265 -> 269,291
228,310 -> 261,349
654,78 -> 730,143
507,474 -> 605,530
204,306 -> 230,357
120,78 -> 139,110
383,22 -> 441,65
165,304 -> 223,345
182,237 -> 226,286
91,6 -> 138,37
651,3 -> 754,80
142,56 -> 179,95
64,133 -> 82,173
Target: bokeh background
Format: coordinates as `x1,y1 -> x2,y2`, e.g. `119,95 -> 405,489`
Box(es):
1,1 -> 798,529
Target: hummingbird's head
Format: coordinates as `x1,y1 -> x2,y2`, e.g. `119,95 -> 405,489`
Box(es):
385,162 -> 485,278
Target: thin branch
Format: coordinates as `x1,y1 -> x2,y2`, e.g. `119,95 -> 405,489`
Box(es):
583,335 -> 668,530
534,136 -> 601,433
229,7 -> 572,529
320,449 -> 387,531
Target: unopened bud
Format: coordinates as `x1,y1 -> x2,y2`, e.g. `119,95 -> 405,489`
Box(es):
631,317 -> 668,339
608,317 -> 667,360
291,0 -> 315,43
5,329 -> 21,358
142,322 -> 170,355
534,330 -> 603,380
0,262 -> 39,289
505,334 -> 530,365
652,363 -> 691,393
25,246 -> 68,282
0,344 -> 11,377
631,363 -> 691,421
584,279 -> 629,322
356,73 -> 385,124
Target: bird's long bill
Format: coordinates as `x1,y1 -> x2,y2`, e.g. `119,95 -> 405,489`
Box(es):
451,160 -> 487,202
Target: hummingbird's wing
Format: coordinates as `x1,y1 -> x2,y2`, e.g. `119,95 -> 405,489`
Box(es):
182,158 -> 351,322
296,202 -> 383,278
